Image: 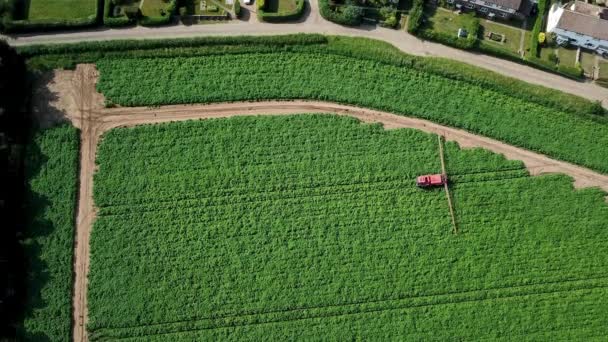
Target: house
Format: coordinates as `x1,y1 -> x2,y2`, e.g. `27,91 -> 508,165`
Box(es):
547,1 -> 608,56
448,0 -> 534,20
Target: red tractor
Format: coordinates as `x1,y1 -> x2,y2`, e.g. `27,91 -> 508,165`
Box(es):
416,174 -> 447,188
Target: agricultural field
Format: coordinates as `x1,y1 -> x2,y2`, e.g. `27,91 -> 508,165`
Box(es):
95,50 -> 608,174
86,115 -> 608,340
26,0 -> 97,20
20,125 -> 80,341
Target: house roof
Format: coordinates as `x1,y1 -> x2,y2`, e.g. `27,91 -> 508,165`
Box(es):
556,4 -> 608,41
482,0 -> 524,11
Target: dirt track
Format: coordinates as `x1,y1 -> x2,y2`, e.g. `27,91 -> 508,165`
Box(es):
37,66 -> 608,342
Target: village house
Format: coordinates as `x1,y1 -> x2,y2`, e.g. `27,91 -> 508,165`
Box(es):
547,1 -> 608,56
448,0 -> 534,20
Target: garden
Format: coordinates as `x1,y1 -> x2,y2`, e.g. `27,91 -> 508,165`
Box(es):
2,0 -> 99,31
104,0 -> 176,26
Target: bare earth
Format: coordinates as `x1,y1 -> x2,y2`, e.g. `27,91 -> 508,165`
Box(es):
35,66 -> 608,342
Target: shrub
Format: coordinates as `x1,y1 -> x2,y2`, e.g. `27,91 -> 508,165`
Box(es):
104,0 -> 134,27
558,64 -> 583,79
319,0 -> 363,26
258,0 -> 305,22
379,7 -> 398,28
234,0 -> 241,17
407,0 -> 425,33
530,0 -> 551,57
258,0 -> 266,10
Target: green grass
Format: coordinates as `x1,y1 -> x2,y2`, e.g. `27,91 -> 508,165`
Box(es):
27,0 -> 97,20
424,7 -> 470,35
87,115 -> 608,340
600,61 -> 608,79
266,0 -> 297,12
20,125 -> 80,342
557,47 -> 577,67
479,20 -> 522,54
579,50 -> 595,75
141,0 -> 173,16
95,49 -> 608,174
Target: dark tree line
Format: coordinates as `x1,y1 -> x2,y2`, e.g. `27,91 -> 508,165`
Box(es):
0,39 -> 28,340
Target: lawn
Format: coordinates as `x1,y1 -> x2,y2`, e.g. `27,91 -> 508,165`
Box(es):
424,7 -> 468,35
579,50 -> 596,76
557,47 -> 577,67
20,125 -> 80,342
600,61 -> 608,79
27,0 -> 97,20
87,115 -> 608,340
479,20 -> 523,54
140,0 -> 174,16
266,0 -> 297,12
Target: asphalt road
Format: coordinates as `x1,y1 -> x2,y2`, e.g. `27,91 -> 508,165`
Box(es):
3,0 -> 608,107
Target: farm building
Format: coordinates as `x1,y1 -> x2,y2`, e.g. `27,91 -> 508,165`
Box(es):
547,1 -> 608,56
448,0 -> 534,20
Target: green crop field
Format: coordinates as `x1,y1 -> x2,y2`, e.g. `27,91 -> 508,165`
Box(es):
86,115 -> 608,341
27,0 -> 97,20
95,50 -> 608,174
20,125 -> 80,341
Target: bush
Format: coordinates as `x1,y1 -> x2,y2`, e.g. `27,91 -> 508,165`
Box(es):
407,0 -> 425,33
558,64 -> 584,79
530,0 -> 551,57
258,0 -> 305,22
234,0 -> 241,17
104,0 -> 134,27
2,0 -> 101,32
378,7 -> 398,28
258,0 -> 266,10
319,0 -> 363,26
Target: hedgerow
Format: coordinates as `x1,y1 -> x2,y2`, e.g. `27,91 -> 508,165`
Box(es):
95,51 -> 608,173
87,115 -> 608,340
19,125 -> 79,342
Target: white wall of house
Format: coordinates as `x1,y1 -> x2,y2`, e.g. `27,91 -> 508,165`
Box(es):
546,4 -> 608,53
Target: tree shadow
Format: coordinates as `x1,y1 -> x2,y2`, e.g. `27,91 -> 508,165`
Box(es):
30,72 -> 71,129
16,139 -> 54,342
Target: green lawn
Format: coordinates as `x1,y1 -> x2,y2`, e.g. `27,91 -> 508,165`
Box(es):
266,0 -> 297,12
140,0 -> 172,16
424,7 -> 466,35
579,50 -> 596,75
27,0 -> 97,20
557,47 -> 577,67
479,20 -> 523,54
87,115 -> 608,340
600,61 -> 608,79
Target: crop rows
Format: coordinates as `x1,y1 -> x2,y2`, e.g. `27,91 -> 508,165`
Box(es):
95,51 -> 608,173
21,125 -> 80,341
87,115 -> 608,340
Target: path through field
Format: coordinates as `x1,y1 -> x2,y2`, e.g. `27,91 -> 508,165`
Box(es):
38,66 -> 608,342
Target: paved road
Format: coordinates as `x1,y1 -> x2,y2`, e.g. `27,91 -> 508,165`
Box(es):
4,1 -> 607,107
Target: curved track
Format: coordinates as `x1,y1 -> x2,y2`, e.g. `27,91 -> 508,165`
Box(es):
46,68 -> 608,342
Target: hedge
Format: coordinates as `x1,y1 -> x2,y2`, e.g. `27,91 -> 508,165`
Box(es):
103,0 -> 134,27
319,0 -> 363,26
234,0 -> 241,17
258,0 -> 305,22
139,0 -> 176,26
530,0 -> 550,57
418,28 -> 478,50
407,0 -> 425,33
2,0 -> 101,33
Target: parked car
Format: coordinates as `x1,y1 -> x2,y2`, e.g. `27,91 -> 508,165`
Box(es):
244,0 -> 253,4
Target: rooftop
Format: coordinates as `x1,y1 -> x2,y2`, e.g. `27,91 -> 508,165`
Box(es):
556,1 -> 608,41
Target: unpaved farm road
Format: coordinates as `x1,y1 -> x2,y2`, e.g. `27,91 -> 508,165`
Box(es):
46,68 -> 608,342
4,0 -> 608,108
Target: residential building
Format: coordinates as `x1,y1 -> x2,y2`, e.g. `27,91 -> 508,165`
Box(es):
449,0 -> 534,20
547,1 -> 608,56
